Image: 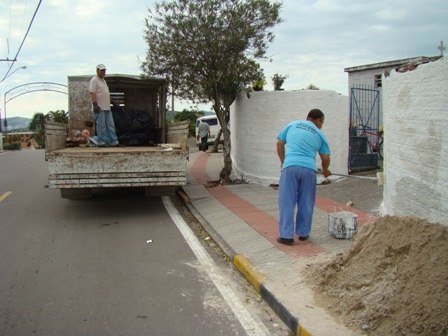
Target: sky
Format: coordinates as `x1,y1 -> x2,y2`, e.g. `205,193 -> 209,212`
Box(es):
0,0 -> 447,120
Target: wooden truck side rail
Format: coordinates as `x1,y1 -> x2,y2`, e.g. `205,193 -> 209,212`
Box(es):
166,120 -> 189,150
44,121 -> 68,160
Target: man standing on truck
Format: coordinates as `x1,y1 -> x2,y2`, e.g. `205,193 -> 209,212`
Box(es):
89,64 -> 119,147
197,119 -> 210,152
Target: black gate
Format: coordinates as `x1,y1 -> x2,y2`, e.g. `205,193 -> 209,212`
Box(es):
348,86 -> 381,172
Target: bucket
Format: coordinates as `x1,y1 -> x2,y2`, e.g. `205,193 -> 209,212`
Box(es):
327,211 -> 358,239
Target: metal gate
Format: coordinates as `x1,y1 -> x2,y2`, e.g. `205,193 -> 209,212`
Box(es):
348,86 -> 381,172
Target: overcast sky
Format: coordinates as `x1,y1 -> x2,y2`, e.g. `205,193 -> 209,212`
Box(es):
0,0 -> 447,119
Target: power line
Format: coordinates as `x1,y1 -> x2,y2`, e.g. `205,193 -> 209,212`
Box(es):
1,0 -> 42,81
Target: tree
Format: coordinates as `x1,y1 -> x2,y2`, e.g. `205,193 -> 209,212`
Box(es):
174,108 -> 202,136
142,0 -> 282,183
272,73 -> 288,90
29,113 -> 47,148
306,83 -> 320,90
28,113 -> 46,132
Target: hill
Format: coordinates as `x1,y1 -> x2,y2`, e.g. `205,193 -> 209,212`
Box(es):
3,117 -> 31,131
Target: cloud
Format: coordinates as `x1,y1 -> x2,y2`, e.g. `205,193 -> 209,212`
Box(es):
0,0 -> 447,118
259,0 -> 448,93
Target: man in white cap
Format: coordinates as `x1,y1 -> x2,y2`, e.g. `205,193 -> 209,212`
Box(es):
89,64 -> 119,146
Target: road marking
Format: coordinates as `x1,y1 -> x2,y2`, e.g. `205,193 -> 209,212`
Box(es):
162,196 -> 269,336
0,191 -> 12,202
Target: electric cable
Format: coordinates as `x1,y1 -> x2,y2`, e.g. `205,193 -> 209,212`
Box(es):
1,0 -> 42,82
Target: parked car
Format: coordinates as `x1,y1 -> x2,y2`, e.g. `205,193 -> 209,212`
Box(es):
195,114 -> 221,146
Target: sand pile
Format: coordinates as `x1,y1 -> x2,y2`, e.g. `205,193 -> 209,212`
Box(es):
305,216 -> 448,336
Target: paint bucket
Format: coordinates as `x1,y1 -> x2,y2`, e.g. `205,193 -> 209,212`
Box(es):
327,211 -> 358,239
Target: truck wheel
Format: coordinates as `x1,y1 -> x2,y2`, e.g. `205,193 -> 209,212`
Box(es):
60,188 -> 93,199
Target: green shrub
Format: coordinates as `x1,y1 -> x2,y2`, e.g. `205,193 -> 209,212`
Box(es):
3,143 -> 21,150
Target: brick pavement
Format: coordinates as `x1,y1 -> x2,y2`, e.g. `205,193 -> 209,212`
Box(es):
191,152 -> 376,258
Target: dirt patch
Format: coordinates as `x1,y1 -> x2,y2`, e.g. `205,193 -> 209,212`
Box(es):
305,216 -> 448,336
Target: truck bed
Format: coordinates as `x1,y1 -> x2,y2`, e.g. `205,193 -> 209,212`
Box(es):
46,145 -> 187,189
45,120 -> 189,192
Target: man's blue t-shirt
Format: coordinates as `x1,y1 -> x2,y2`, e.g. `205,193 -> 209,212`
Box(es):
277,120 -> 330,170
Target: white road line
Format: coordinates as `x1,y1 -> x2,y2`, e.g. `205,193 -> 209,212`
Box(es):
0,191 -> 12,202
162,196 -> 269,336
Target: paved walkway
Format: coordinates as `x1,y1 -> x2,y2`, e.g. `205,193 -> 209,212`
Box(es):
181,150 -> 377,336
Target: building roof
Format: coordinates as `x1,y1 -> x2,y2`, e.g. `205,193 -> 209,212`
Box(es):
344,56 -> 442,73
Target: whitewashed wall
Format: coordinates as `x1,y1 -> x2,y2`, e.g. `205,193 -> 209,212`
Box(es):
382,57 -> 448,225
230,90 -> 349,185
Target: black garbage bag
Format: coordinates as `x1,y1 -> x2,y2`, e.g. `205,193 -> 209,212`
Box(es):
112,107 -> 155,146
111,105 -> 131,135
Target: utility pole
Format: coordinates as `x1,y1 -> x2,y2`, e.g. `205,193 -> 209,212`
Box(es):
0,65 -> 27,150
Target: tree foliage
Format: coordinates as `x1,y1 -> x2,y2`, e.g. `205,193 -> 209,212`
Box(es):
28,113 -> 46,132
306,83 -> 320,90
272,73 -> 288,90
174,108 -> 203,136
142,0 -> 282,182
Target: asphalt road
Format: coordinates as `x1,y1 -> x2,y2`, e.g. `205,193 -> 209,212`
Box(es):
0,149 -> 285,336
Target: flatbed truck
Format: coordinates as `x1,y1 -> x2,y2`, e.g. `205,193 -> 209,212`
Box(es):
44,74 -> 188,199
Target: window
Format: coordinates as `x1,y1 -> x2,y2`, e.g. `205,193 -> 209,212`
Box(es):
374,74 -> 382,88
205,118 -> 218,126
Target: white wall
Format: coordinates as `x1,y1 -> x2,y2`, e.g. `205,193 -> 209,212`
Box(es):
382,57 -> 448,225
230,90 -> 349,185
348,68 -> 383,90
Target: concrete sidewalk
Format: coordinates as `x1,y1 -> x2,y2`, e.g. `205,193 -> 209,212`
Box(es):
180,149 -> 378,336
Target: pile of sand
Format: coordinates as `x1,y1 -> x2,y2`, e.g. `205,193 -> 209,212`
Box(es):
305,216 -> 448,336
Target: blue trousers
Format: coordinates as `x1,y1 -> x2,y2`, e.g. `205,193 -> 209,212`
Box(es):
278,166 -> 317,239
92,110 -> 118,146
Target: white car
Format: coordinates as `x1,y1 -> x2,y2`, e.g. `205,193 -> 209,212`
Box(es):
195,115 -> 221,146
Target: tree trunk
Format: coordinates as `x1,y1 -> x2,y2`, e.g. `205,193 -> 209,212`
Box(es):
219,125 -> 232,183
211,129 -> 222,152
212,91 -> 232,184
211,113 -> 232,184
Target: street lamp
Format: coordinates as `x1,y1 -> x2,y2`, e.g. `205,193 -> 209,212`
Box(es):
0,65 -> 27,148
0,65 -> 27,84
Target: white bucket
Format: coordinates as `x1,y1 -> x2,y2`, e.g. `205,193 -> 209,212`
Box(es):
327,211 -> 358,239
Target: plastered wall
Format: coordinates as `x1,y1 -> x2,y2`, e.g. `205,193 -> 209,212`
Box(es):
230,90 -> 349,185
382,57 -> 448,225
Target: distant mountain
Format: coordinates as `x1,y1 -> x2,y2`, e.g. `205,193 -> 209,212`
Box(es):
2,117 -> 31,131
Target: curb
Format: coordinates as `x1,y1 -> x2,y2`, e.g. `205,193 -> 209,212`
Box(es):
177,188 -> 236,260
233,255 -> 265,293
177,187 -> 312,336
233,256 -> 312,336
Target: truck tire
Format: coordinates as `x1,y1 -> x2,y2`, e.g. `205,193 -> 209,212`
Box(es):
60,188 -> 93,199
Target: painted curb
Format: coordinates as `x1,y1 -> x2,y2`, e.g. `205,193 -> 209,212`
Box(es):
177,187 -> 312,336
233,254 -> 312,336
232,254 -> 265,293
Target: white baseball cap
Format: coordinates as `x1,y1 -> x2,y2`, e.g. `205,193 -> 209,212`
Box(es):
96,64 -> 106,70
